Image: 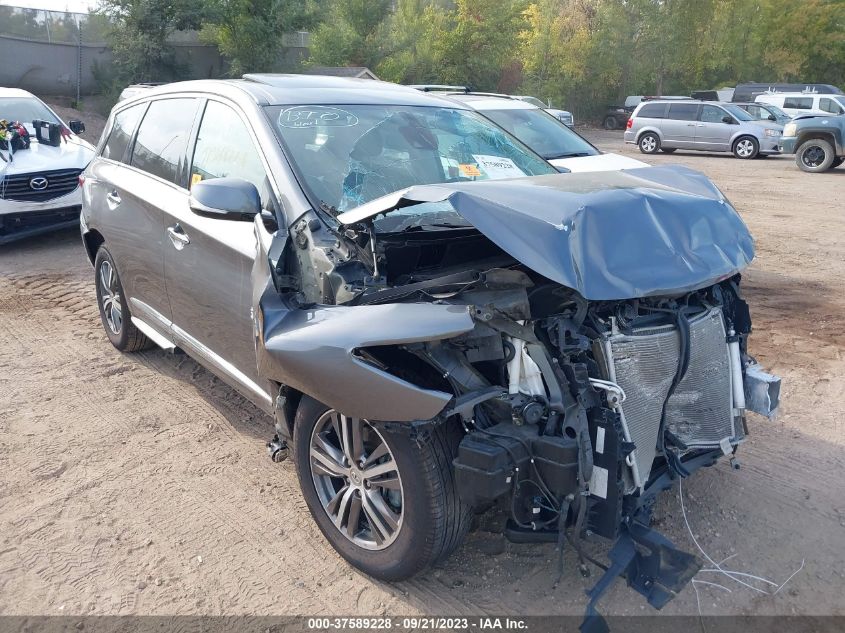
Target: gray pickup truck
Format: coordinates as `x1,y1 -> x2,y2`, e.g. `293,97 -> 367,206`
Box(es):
781,115 -> 845,172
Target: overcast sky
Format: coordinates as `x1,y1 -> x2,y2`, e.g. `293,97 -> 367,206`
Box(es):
0,0 -> 98,12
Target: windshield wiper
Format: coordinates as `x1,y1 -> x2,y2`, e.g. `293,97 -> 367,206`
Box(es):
319,200 -> 340,218
544,151 -> 592,159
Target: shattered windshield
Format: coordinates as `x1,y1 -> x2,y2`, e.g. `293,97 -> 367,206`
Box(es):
266,104 -> 556,211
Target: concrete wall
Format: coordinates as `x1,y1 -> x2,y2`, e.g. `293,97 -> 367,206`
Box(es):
0,34 -> 229,97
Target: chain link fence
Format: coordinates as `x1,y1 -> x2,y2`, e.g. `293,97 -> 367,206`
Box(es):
0,5 -> 227,100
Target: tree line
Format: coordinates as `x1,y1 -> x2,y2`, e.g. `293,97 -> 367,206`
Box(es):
98,0 -> 845,119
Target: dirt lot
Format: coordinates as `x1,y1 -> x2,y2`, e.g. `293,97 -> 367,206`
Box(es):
1,124 -> 844,620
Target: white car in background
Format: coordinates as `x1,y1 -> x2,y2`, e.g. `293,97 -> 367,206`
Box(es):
512,95 -> 575,127
755,92 -> 845,118
446,92 -> 649,172
0,88 -> 95,244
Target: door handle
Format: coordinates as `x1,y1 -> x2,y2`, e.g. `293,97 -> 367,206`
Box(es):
687,123 -> 696,127
166,224 -> 190,250
106,190 -> 121,207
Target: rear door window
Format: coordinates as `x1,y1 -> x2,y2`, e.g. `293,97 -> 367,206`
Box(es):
637,103 -> 666,118
130,98 -> 200,186
699,105 -> 725,123
783,97 -> 812,110
667,103 -> 700,120
101,103 -> 145,162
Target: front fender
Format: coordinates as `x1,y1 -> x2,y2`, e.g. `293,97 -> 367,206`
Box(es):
257,297 -> 474,421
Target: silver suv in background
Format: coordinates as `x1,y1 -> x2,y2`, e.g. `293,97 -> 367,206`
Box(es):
624,100 -> 783,159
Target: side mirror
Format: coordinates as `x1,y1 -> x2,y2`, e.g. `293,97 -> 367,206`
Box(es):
189,177 -> 260,221
68,120 -> 85,134
721,115 -> 734,124
555,165 -> 571,173
768,114 -> 776,121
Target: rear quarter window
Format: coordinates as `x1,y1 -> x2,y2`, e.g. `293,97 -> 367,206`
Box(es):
637,103 -> 667,118
101,103 -> 145,162
667,103 -> 700,120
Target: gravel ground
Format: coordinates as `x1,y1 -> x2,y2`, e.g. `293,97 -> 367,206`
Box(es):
0,123 -> 844,620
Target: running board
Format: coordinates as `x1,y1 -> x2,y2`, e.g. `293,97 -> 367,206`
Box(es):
131,316 -> 176,351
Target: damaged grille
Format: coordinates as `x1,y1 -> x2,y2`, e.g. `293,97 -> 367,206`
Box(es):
602,307 -> 739,488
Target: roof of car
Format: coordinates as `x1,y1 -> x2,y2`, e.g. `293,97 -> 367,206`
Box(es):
120,75 -> 470,109
0,87 -> 36,98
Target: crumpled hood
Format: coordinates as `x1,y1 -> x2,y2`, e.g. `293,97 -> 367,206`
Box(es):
0,137 -> 95,176
337,165 -> 755,300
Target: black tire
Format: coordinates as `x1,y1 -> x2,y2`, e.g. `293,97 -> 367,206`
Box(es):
293,396 -> 471,581
732,135 -> 759,159
796,138 -> 836,172
831,157 -> 843,168
638,132 -> 661,154
603,116 -> 617,130
94,246 -> 151,352
660,148 -> 677,154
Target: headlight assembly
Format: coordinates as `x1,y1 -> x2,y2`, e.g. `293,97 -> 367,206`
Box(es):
764,129 -> 782,137
783,123 -> 797,137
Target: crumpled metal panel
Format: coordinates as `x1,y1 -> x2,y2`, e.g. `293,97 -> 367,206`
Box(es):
256,298 -> 475,421
337,165 -> 755,300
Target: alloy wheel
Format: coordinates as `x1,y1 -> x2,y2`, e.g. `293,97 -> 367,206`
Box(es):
309,410 -> 404,550
640,135 -> 657,153
98,260 -> 122,335
735,139 -> 755,158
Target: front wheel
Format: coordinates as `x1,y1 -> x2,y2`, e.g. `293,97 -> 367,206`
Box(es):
796,139 -> 836,172
732,136 -> 759,159
638,132 -> 661,154
293,396 -> 471,580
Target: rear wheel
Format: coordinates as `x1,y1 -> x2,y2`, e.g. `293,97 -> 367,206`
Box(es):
293,396 -> 471,580
732,136 -> 759,159
638,132 -> 661,154
94,247 -> 151,352
796,139 -> 836,172
603,116 -> 618,130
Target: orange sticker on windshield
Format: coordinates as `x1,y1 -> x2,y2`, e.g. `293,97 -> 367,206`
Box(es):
191,173 -> 203,187
458,164 -> 482,177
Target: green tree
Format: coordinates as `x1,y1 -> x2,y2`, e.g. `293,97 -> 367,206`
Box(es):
374,0 -> 449,84
200,0 -> 317,76
435,0 -> 528,90
308,0 -> 391,68
97,0 -> 207,83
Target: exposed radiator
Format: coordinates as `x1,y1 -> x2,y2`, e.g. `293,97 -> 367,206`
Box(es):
601,307 -> 740,489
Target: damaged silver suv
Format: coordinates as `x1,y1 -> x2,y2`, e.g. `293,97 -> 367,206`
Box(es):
81,75 -> 780,626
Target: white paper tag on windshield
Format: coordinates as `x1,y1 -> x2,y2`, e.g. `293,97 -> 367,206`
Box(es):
472,154 -> 526,180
